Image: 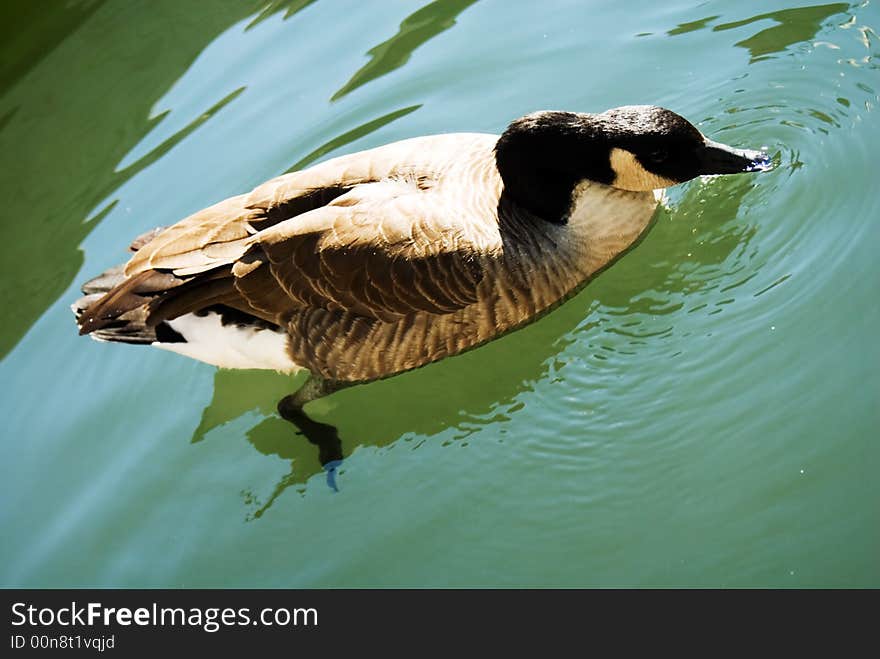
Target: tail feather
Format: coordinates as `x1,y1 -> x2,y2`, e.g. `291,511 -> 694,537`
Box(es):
75,257 -> 191,336
72,291 -> 157,344
76,270 -> 156,335
74,225 -> 278,349
146,276 -> 238,326
90,307 -> 157,345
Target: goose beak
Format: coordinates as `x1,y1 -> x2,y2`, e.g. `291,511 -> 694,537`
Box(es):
700,139 -> 772,174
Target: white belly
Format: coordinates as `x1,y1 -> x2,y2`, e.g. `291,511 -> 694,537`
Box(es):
155,312 -> 302,373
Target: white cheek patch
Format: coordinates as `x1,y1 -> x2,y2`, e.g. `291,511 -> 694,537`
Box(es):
609,148 -> 678,191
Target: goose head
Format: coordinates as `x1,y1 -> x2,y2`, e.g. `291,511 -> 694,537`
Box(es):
495,105 -> 771,223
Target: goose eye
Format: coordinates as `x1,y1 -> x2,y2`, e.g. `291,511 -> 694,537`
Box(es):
647,149 -> 668,163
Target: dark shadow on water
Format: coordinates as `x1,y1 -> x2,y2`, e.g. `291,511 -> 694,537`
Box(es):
0,0 -> 274,360
331,0 -> 479,101
666,3 -> 850,62
0,0 -> 107,91
0,106 -> 18,135
193,176 -> 759,520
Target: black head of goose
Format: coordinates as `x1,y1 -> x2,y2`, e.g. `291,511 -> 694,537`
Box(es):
495,106 -> 769,222
74,105 -> 769,431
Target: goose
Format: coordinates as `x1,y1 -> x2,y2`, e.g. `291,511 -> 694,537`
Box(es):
74,105 -> 770,427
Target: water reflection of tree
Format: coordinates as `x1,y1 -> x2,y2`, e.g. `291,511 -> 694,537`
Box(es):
194,176 -> 759,519
715,3 -> 849,62
331,0 -> 479,101
285,105 -> 422,173
0,0 -> 276,359
667,3 -> 849,62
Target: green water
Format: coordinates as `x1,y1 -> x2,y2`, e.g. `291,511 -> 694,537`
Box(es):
1,0 -> 877,587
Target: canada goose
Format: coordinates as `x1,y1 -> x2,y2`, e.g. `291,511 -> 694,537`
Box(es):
75,105 -> 770,427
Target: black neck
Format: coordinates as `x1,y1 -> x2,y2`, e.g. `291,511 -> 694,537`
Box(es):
494,111 -> 615,224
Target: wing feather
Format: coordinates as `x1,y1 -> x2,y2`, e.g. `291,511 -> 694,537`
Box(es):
249,192 -> 487,322
81,133 -> 499,355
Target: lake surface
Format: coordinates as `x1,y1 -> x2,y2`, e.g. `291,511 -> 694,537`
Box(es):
1,0 -> 877,587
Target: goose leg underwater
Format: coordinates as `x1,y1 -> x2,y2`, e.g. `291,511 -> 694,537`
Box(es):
74,105 -> 770,460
